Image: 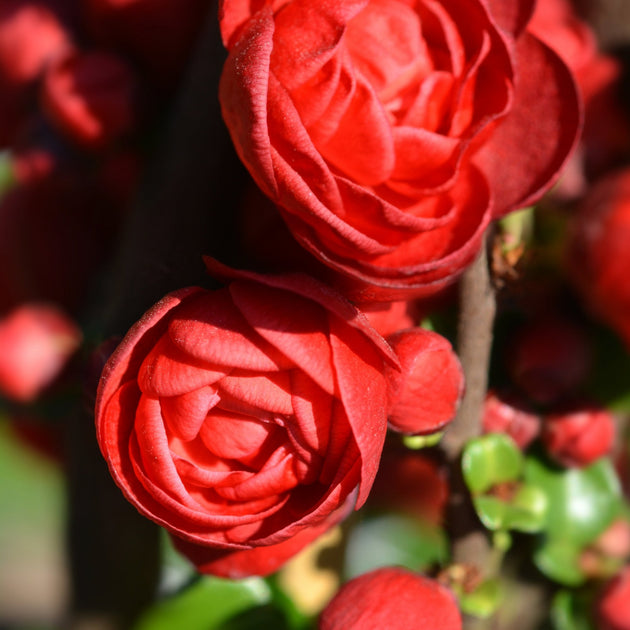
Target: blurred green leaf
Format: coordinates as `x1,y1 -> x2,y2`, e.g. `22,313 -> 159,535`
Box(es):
220,604 -> 293,630
344,513 -> 448,579
133,576 -> 270,630
473,484 -> 547,533
459,579 -> 502,619
524,455 -> 622,546
551,590 -> 595,630
534,540 -> 585,586
463,433 -> 523,494
0,151 -> 15,200
402,432 -> 443,450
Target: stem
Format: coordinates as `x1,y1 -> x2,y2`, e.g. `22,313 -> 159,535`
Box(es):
441,237 -> 496,628
444,236 -> 497,458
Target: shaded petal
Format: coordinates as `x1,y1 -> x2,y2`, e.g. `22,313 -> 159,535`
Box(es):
270,0 -> 368,89
328,317 -> 388,507
168,289 -> 291,371
160,386 -> 219,441
219,370 -> 294,415
170,503 -> 347,578
228,280 -> 336,394
474,32 -> 581,217
96,288 -> 203,418
219,8 -> 278,198
480,0 -> 536,37
138,335 -> 228,396
317,71 -> 395,186
204,258 -> 398,367
214,447 -> 300,501
219,0 -> 289,49
199,409 -> 284,465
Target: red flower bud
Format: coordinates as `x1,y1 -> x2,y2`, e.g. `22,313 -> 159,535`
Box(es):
0,303 -> 81,402
42,50 -> 137,148
597,565 -> 630,630
570,169 -> 630,347
594,519 -> 630,561
0,1 -> 70,87
319,567 -> 462,630
542,404 -> 615,468
385,328 -> 463,435
482,390 -> 541,450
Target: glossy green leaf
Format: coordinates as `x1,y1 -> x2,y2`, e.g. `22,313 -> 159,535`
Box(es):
133,576 -> 271,630
534,540 -> 585,586
473,484 -> 547,533
0,151 -> 15,201
463,433 -> 523,494
551,590 -> 595,630
402,432 -> 443,450
524,455 -> 622,546
220,605 -> 293,630
344,513 -> 448,579
459,579 -> 502,619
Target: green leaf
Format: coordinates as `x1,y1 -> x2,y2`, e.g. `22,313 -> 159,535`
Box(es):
459,579 -> 503,619
402,432 -> 443,450
0,151 -> 15,200
473,484 -> 547,533
551,590 -> 595,630
220,604 -> 293,630
133,576 -> 271,630
463,433 -> 523,494
534,540 -> 585,586
344,513 -> 449,579
524,455 -> 622,546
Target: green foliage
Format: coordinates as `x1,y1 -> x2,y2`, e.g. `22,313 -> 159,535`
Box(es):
524,456 -> 622,546
463,434 -> 548,534
344,513 -> 449,579
133,577 -> 271,630
525,454 -> 623,586
551,589 -> 595,630
463,433 -> 523,494
534,541 -> 586,587
459,579 -> 503,620
473,484 -> 548,533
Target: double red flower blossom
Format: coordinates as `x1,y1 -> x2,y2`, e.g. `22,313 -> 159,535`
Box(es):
219,0 -> 581,300
96,261 -> 463,575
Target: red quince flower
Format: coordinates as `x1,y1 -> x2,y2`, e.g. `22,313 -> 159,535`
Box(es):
219,0 -> 581,301
482,390 -> 541,450
570,168 -> 630,347
41,50 -> 137,148
0,0 -> 71,145
528,0 -> 630,188
319,566 -> 462,629
0,0 -> 70,87
0,303 -> 81,402
598,565 -> 630,630
542,403 -> 615,468
385,327 -> 464,435
95,260 -> 399,576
